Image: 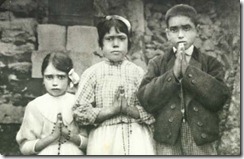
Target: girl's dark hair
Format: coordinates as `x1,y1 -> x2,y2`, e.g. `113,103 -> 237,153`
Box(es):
96,17 -> 132,49
41,52 -> 73,75
165,4 -> 198,27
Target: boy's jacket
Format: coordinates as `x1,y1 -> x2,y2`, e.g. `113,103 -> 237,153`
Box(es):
138,47 -> 230,146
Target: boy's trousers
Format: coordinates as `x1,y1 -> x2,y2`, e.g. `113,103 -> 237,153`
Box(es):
156,121 -> 217,155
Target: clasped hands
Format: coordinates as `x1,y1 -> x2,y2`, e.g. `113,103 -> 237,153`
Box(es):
112,86 -> 130,116
51,113 -> 71,141
173,43 -> 188,80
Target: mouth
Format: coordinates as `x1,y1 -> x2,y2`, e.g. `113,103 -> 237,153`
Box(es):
51,88 -> 60,91
177,41 -> 187,45
111,51 -> 121,54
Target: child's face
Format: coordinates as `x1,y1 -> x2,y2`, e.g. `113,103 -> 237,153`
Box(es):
102,27 -> 128,62
166,15 -> 197,50
43,63 -> 69,97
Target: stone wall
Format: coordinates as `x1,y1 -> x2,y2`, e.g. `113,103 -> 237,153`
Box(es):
0,0 -> 38,114
0,0 -> 240,155
0,0 -> 40,155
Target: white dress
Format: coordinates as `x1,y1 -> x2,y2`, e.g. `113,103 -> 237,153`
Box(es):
16,93 -> 87,155
73,60 -> 156,155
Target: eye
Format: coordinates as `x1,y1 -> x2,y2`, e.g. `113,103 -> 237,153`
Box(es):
118,36 -> 127,41
57,75 -> 67,80
44,75 -> 53,80
104,37 -> 113,41
169,27 -> 178,33
182,25 -> 192,31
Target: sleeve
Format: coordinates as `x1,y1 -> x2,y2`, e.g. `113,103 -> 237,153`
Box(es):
137,58 -> 181,114
133,67 -> 155,125
73,67 -> 102,126
77,126 -> 88,150
16,103 -> 43,155
135,104 -> 155,125
182,56 -> 230,112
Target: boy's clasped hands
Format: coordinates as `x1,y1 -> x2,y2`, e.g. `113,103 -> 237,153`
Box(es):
173,43 -> 188,80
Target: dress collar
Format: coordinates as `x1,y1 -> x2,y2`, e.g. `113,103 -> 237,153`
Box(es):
36,93 -> 74,125
104,58 -> 125,66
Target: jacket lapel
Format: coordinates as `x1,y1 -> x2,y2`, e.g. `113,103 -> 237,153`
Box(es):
189,47 -> 202,70
184,47 -> 202,107
165,49 -> 176,72
165,48 -> 202,72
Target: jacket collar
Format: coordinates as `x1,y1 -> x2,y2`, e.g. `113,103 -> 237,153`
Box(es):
166,46 -> 202,70
173,45 -> 194,56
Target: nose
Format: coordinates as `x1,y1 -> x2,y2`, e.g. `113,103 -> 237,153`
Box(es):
112,38 -> 119,47
52,77 -> 58,86
178,29 -> 184,39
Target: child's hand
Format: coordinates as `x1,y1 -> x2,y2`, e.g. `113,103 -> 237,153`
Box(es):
181,52 -> 188,75
112,89 -> 122,115
51,113 -> 62,140
61,125 -> 71,141
120,94 -> 129,115
173,51 -> 182,79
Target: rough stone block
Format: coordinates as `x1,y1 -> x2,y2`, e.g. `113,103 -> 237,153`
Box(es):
31,50 -> 102,78
0,103 -> 25,124
66,26 -> 101,75
8,62 -> 32,79
225,66 -> 240,129
0,11 -> 14,21
0,21 -> 11,31
31,50 -> 50,78
218,128 -> 240,155
9,18 -> 37,35
127,0 -> 144,32
0,42 -> 34,63
69,51 -> 103,77
0,42 -> 17,56
66,26 -> 99,52
2,29 -> 36,44
37,24 -> 66,51
2,0 -> 37,18
202,39 -> 215,51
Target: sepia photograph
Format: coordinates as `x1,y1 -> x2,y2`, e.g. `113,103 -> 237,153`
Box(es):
0,0 -> 240,156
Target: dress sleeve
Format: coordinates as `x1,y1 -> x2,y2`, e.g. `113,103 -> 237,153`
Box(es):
77,126 -> 88,150
16,103 -> 43,155
73,67 -> 102,126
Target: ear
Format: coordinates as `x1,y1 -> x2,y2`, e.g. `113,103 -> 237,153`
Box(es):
165,28 -> 170,40
195,24 -> 200,33
98,47 -> 105,57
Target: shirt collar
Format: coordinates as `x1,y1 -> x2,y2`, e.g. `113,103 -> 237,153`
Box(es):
173,45 -> 194,56
104,58 -> 125,66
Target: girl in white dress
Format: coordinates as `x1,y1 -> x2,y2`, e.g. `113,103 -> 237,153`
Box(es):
73,15 -> 156,155
16,52 -> 87,155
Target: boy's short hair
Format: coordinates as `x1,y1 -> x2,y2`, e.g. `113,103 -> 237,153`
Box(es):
96,16 -> 131,49
165,4 -> 198,27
